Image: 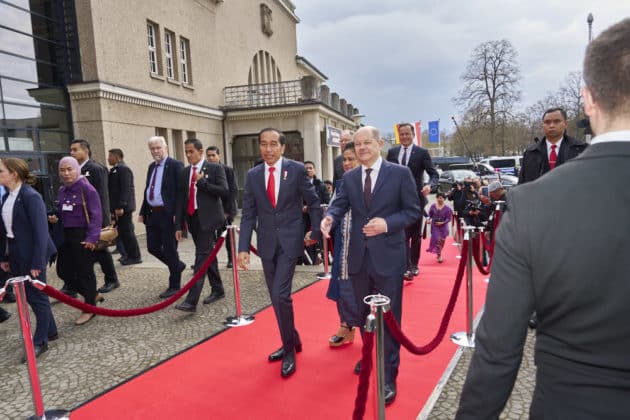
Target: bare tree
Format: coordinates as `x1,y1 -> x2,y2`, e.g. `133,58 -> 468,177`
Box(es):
453,40 -> 522,155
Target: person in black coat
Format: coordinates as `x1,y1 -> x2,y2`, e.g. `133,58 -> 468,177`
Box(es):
518,108 -> 588,184
456,20 -> 630,418
206,146 -> 238,268
302,161 -> 330,265
386,123 -> 439,278
107,148 -> 141,265
70,139 -> 120,294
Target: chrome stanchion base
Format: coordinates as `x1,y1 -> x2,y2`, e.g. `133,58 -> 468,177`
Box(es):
26,409 -> 70,420
450,331 -> 475,348
316,272 -> 331,281
224,315 -> 255,327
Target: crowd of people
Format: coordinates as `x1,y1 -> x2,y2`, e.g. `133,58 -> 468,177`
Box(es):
1,18 -> 627,416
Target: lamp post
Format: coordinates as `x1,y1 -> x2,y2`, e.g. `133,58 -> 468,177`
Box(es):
587,13 -> 594,43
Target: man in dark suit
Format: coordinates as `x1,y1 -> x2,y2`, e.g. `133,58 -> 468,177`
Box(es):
206,146 -> 238,269
386,123 -> 438,279
174,139 -> 228,312
139,136 -> 186,299
322,126 -> 421,405
70,139 -> 120,293
302,160 -> 330,265
332,129 -> 354,188
519,107 -> 587,184
456,18 -> 630,419
238,128 -> 322,378
107,148 -> 142,265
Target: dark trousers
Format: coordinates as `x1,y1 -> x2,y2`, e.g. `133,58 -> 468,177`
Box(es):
93,248 -> 118,285
145,211 -> 183,290
218,216 -> 234,264
262,245 -> 299,353
405,215 -> 423,270
7,243 -> 57,345
184,212 -> 222,305
57,228 -> 97,305
116,211 -> 141,260
351,249 -> 404,384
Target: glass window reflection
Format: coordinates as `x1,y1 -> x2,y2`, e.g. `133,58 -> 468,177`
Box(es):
3,104 -> 68,132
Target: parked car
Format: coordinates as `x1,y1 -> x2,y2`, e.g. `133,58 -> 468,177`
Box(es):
478,156 -> 522,176
481,173 -> 519,190
437,169 -> 478,194
449,162 -> 496,176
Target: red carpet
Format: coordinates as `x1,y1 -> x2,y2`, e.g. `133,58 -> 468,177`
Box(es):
72,238 -> 487,419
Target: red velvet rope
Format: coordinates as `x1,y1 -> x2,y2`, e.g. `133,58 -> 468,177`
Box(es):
471,236 -> 491,275
249,244 -> 259,256
41,236 -> 226,316
383,239 -> 469,355
352,330 -> 375,420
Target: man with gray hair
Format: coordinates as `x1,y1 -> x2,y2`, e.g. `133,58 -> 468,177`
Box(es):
456,18 -> 630,419
332,129 -> 354,187
139,136 -> 186,299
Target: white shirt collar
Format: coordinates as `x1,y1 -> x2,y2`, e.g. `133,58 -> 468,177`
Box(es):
9,183 -> 22,197
590,130 -> 630,145
546,137 -> 563,151
264,157 -> 283,173
362,156 -> 383,173
79,160 -> 88,169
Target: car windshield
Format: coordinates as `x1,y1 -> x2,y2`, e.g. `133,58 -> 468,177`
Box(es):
489,159 -> 516,168
448,170 -> 477,181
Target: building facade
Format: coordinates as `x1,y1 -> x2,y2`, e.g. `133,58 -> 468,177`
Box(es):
1,0 -> 360,207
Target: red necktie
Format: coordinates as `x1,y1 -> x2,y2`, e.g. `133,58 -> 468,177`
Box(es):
148,162 -> 159,201
187,166 -> 196,216
549,144 -> 558,170
267,167 -> 276,208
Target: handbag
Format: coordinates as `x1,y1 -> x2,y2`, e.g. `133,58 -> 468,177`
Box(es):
80,188 -> 118,251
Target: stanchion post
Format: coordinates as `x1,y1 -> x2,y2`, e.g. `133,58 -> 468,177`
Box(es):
455,217 -> 465,258
452,211 -> 460,246
364,294 -> 390,420
10,276 -> 70,420
317,204 -> 331,281
224,226 -> 255,327
450,227 -> 476,348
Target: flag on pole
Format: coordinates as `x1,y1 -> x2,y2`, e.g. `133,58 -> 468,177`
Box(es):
428,120 -> 440,143
393,124 -> 401,144
414,121 -> 422,146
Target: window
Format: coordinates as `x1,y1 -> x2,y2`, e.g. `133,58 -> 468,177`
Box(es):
180,37 -> 191,84
164,30 -> 176,80
147,21 -> 160,75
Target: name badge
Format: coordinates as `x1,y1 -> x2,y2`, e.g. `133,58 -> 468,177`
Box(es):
62,204 -> 74,211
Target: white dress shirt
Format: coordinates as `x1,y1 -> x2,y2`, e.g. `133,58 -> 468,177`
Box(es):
590,130 -> 630,144
361,156 -> 383,193
188,160 -> 204,211
264,157 -> 283,204
1,183 -> 22,239
546,137 -> 563,162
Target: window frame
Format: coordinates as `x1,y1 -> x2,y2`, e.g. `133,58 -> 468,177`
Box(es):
179,37 -> 191,85
147,21 -> 161,75
164,29 -> 177,80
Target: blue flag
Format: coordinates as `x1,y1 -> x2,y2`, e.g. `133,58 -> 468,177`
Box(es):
428,121 -> 440,143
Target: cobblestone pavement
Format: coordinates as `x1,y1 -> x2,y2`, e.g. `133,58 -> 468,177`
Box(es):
424,329 -> 536,419
0,233 -> 322,419
0,227 -> 537,419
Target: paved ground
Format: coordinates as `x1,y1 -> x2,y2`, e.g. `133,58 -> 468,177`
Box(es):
0,226 -> 536,419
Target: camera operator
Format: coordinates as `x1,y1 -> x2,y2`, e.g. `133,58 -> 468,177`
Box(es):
447,178 -> 469,216
462,180 -> 491,227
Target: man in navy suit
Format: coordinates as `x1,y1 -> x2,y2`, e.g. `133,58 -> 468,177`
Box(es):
139,136 -> 185,299
238,128 -> 322,378
174,139 -> 228,312
322,126 -> 421,405
386,123 -> 438,279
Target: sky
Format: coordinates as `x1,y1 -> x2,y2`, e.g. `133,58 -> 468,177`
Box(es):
293,0 -> 626,134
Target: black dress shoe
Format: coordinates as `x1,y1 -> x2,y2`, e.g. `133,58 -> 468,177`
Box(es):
120,258 -> 142,266
226,261 -> 233,269
354,360 -> 361,375
178,261 -> 186,273
268,347 -> 285,362
202,291 -> 225,305
281,350 -> 296,378
98,282 -> 120,293
384,382 -> 397,405
411,267 -> 419,276
175,302 -> 196,313
48,333 -> 59,341
0,310 -> 11,323
21,343 -> 48,364
159,288 -> 180,299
